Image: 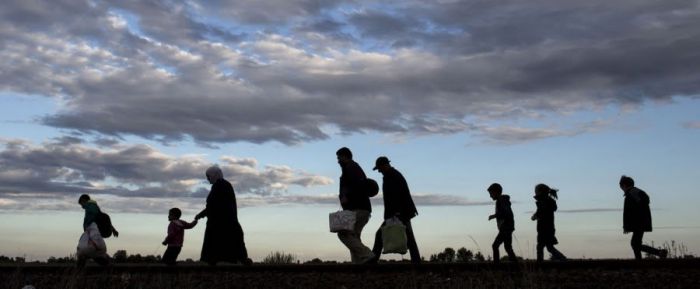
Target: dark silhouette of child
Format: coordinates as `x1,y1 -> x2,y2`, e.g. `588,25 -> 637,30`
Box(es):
531,184 -> 567,262
487,183 -> 518,263
619,175 -> 667,260
162,208 -> 197,265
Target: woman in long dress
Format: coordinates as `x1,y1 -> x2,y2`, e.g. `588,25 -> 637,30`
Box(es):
195,166 -> 251,265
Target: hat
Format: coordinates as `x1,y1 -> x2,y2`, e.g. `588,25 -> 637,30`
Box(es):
373,156 -> 390,170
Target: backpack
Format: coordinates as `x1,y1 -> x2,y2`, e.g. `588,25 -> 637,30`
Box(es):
95,212 -> 113,238
365,178 -> 379,197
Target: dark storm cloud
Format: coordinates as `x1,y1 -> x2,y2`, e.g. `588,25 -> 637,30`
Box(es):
0,138 -> 333,199
199,0 -> 347,25
348,10 -> 422,38
1,0 -> 699,145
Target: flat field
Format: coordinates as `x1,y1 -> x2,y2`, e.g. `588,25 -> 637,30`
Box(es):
2,259 -> 699,289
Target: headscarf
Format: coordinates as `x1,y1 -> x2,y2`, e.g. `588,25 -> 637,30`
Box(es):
206,165 -> 224,183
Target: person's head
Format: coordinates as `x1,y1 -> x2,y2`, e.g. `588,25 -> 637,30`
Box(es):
487,183 -> 502,200
205,165 -> 224,184
535,183 -> 558,199
336,147 -> 353,165
619,175 -> 634,191
168,208 -> 182,221
373,156 -> 391,173
78,194 -> 90,206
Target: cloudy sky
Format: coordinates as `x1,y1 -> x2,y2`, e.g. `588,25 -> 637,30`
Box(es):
1,0 -> 699,262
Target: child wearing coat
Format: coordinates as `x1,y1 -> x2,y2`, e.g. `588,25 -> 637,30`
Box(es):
531,184 -> 567,262
488,183 -> 518,263
162,208 -> 197,265
619,175 -> 667,260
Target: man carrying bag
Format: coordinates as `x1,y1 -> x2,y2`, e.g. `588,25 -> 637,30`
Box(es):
367,156 -> 421,264
334,147 -> 375,264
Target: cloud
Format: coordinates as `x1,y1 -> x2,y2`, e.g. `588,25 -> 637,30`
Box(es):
0,138 -> 333,200
682,121 -> 700,129
558,208 -> 622,213
524,208 -> 622,214
1,0 -> 700,145
475,120 -> 610,145
411,194 -> 492,207
0,192 -> 488,214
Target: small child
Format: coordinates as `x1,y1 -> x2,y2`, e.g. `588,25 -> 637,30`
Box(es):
162,208 -> 197,266
531,184 -> 567,262
487,183 -> 518,263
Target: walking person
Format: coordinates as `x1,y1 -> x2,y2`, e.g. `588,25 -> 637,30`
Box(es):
531,184 -> 567,262
619,175 -> 668,260
367,156 -> 420,264
195,166 -> 252,265
335,147 -> 375,263
76,194 -> 118,267
162,208 -> 198,266
487,183 -> 518,263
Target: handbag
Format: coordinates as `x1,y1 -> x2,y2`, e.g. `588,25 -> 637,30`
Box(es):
329,210 -> 356,232
382,217 -> 408,254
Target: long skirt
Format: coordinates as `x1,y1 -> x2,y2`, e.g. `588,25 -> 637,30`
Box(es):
201,221 -> 248,264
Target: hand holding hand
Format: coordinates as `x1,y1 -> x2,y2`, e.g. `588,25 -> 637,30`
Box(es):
488,215 -> 495,220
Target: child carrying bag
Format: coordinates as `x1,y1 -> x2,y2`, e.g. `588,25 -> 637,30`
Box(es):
382,217 -> 408,254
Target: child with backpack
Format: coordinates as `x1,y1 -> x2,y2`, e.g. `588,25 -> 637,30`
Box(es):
487,183 -> 518,263
77,194 -> 118,267
162,208 -> 198,265
531,184 -> 567,262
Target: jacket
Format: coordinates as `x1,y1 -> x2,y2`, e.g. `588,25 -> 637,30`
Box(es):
494,195 -> 515,232
534,195 -> 557,234
381,167 -> 418,220
164,219 -> 197,247
81,200 -> 100,230
623,187 -> 652,232
338,160 -> 372,212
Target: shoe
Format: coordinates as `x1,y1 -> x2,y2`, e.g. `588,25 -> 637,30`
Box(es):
361,253 -> 378,265
659,249 -> 669,259
241,258 -> 253,266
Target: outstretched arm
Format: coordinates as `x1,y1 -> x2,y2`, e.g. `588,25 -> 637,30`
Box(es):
195,208 -> 207,220
183,220 -> 198,229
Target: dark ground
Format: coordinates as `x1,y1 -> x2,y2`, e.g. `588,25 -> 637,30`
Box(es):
2,259 -> 699,289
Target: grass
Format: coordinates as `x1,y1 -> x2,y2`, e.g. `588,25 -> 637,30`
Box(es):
2,259 -> 700,289
261,251 -> 298,264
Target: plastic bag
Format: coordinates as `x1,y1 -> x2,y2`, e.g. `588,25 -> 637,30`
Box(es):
329,210 -> 356,232
382,217 -> 407,254
77,223 -> 108,258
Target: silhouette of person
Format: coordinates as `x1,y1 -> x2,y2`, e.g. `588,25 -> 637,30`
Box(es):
162,208 -> 197,266
195,166 -> 252,265
336,147 -> 375,263
619,175 -> 668,260
531,184 -> 567,262
487,183 -> 518,263
76,194 -> 117,267
367,156 -> 420,264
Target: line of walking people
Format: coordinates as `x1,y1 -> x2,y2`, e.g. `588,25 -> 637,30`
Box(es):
75,146 -> 668,266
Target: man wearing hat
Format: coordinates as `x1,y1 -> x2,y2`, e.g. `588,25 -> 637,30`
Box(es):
367,156 -> 421,264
